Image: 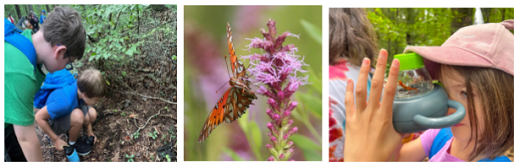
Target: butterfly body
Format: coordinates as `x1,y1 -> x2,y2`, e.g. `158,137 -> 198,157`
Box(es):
198,23 -> 257,143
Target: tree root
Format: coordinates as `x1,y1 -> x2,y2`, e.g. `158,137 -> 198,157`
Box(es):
121,91 -> 176,105
132,109 -> 163,137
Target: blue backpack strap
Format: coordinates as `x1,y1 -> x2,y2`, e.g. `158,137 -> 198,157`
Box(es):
4,18 -> 37,69
429,128 -> 452,158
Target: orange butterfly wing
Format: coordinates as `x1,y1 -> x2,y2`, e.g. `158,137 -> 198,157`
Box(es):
198,87 -> 257,143
227,22 -> 239,76
198,87 -> 231,143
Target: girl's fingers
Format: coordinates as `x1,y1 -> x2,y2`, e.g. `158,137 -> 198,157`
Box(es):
344,78 -> 355,118
355,58 -> 371,113
367,49 -> 389,110
380,58 -> 400,119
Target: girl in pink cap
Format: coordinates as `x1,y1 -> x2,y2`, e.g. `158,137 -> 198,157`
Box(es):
342,20 -> 514,162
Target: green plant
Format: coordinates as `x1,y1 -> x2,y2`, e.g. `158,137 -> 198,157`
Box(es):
165,154 -> 171,162
121,111 -> 125,116
133,132 -> 140,139
148,130 -> 158,139
172,55 -> 177,60
125,154 -> 135,162
150,155 -> 154,161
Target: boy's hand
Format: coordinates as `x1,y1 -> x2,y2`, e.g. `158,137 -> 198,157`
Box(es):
54,139 -> 68,151
88,132 -> 97,145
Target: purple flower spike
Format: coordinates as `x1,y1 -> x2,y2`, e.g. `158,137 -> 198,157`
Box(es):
286,141 -> 294,147
243,19 -> 307,161
268,156 -> 275,161
266,144 -> 272,149
270,136 -> 277,142
267,122 -> 274,130
286,101 -> 298,111
283,110 -> 291,118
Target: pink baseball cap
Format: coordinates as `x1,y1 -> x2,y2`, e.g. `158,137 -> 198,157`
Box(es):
403,20 -> 514,80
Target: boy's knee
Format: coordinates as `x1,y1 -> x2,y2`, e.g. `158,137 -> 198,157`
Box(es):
84,108 -> 97,124
70,109 -> 84,126
88,108 -> 97,123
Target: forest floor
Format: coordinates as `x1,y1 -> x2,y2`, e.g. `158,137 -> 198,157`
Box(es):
35,7 -> 177,162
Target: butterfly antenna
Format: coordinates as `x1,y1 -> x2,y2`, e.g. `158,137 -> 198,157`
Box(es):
215,81 -> 228,94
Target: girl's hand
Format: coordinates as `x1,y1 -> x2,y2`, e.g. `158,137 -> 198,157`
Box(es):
343,49 -> 404,161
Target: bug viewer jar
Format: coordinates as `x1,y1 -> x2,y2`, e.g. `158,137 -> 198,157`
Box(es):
391,53 -> 466,133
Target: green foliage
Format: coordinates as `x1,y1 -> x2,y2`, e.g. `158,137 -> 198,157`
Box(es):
65,4 -> 176,62
148,130 -> 158,139
237,112 -> 263,161
300,19 -> 322,44
5,5 -> 50,21
222,147 -> 246,161
121,111 -> 125,116
133,132 -> 139,139
149,155 -> 154,161
125,154 -> 135,162
366,8 -> 514,60
165,154 -> 171,162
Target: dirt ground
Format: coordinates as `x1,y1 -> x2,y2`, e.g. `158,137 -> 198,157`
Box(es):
35,7 -> 177,162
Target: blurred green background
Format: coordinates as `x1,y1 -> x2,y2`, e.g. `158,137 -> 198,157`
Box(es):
184,6 -> 322,161
365,8 -> 514,64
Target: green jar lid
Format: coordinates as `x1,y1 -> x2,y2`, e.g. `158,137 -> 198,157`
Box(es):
394,53 -> 425,70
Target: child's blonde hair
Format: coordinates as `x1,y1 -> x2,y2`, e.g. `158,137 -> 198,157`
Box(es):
77,68 -> 107,98
439,65 -> 514,160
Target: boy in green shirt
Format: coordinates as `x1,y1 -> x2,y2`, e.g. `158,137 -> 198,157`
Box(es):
5,6 -> 86,162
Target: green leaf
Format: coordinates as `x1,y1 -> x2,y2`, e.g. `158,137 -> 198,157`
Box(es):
300,19 -> 322,44
248,121 -> 262,149
306,67 -> 322,94
291,134 -> 321,151
237,112 -> 249,133
221,147 -> 246,161
301,148 -> 322,161
122,71 -> 127,76
125,48 -> 134,56
296,92 -> 322,118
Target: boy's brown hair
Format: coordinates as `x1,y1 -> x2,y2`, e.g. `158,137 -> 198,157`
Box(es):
77,68 -> 107,98
329,8 -> 378,66
41,6 -> 86,60
439,65 -> 514,161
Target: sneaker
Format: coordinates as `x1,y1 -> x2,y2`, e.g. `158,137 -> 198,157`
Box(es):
70,137 -> 92,156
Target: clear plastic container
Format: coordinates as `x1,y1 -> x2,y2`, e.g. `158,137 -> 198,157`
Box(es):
396,67 -> 434,99
394,53 -> 434,99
